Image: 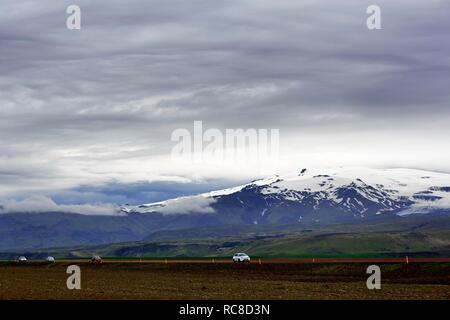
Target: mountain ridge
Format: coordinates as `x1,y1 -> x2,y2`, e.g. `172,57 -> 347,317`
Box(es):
1,167 -> 449,251
122,167 -> 450,224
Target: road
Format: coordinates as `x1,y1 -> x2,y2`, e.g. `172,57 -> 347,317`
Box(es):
5,257 -> 450,264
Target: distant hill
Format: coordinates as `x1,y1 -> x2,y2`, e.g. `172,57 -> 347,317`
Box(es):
4,214 -> 449,259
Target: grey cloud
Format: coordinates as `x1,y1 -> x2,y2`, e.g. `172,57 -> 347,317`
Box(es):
0,0 -> 449,204
152,196 -> 216,215
0,196 -> 120,215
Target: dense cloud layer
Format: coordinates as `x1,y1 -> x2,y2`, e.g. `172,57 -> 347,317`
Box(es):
0,196 -> 120,215
0,0 -> 449,213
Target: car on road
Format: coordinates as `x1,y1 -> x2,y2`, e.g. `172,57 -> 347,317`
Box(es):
232,253 -> 251,263
91,255 -> 102,263
17,256 -> 27,263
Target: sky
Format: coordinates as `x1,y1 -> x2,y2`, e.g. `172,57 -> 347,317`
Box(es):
0,0 -> 449,213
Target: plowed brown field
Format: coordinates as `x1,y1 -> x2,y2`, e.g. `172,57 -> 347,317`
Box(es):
0,260 -> 449,299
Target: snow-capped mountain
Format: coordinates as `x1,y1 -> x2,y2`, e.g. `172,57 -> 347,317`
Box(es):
122,167 -> 450,225
2,167 -> 449,251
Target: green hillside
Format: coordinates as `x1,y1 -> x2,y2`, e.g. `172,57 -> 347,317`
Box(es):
10,215 -> 449,259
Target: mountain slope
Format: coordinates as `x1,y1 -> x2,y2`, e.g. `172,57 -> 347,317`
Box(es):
19,214 -> 450,259
0,211 -> 225,251
123,167 -> 450,225
1,167 -> 449,251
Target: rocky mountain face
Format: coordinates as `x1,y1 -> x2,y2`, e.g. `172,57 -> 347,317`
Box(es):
123,167 -> 450,225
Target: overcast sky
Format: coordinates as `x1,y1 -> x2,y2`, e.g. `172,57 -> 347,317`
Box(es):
1,0 -> 449,211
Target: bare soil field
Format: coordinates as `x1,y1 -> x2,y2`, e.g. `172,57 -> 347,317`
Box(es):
0,261 -> 449,300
